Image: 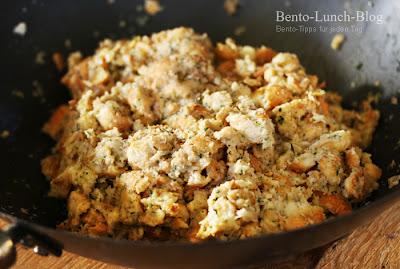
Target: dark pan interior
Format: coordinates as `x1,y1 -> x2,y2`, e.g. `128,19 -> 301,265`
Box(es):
1,0 -> 400,230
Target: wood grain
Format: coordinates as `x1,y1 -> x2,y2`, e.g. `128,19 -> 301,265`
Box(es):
315,201 -> 400,269
3,200 -> 400,269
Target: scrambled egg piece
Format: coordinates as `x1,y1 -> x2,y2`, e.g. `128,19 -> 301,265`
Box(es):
42,27 -> 381,241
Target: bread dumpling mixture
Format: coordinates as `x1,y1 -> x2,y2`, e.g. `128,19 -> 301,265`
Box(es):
41,27 -> 381,241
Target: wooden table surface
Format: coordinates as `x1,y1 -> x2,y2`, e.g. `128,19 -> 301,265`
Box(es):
3,200 -> 400,269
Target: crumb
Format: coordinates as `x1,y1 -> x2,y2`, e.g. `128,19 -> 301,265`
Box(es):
35,51 -> 46,65
64,39 -> 72,49
234,26 -> 246,36
32,80 -> 43,96
67,51 -> 83,69
93,30 -> 100,38
331,34 -> 345,50
119,20 -> 127,28
144,0 -> 163,15
107,0 -> 115,4
350,81 -> 356,88
318,81 -> 327,89
20,208 -> 29,214
32,80 -> 46,103
136,4 -> 144,12
374,80 -> 381,87
12,90 -> 25,98
391,96 -> 398,105
52,52 -> 65,71
0,130 -> 10,139
224,0 -> 239,15
13,22 -> 27,36
395,139 -> 400,150
136,15 -> 149,26
389,160 -> 397,170
388,175 -> 400,188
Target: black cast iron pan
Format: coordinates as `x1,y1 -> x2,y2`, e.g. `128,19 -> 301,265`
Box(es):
0,0 -> 400,268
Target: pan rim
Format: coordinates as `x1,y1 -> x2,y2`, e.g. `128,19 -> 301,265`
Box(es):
2,184 -> 399,248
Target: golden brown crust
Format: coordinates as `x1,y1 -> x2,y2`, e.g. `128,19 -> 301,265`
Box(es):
52,52 -> 65,71
318,194 -> 352,216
